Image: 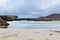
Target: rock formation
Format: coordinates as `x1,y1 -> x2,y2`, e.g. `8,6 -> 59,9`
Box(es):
0,16 -> 18,28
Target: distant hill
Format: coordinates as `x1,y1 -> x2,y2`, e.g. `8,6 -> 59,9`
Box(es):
19,13 -> 60,21
38,14 -> 60,21
45,14 -> 60,18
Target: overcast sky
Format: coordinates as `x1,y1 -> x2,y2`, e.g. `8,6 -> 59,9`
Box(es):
0,0 -> 60,18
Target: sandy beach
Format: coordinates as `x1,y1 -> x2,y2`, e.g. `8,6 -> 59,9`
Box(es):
0,28 -> 60,40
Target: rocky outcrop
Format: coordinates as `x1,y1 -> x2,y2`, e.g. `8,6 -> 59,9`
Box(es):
0,16 -> 18,28
0,16 -> 18,21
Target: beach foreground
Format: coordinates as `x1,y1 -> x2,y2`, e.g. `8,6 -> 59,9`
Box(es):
0,28 -> 60,40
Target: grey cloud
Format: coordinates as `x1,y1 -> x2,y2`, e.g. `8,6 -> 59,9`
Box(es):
0,0 -> 60,18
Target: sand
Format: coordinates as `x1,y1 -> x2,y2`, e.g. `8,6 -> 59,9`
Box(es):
0,28 -> 60,40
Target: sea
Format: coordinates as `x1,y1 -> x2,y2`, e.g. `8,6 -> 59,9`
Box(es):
7,20 -> 60,28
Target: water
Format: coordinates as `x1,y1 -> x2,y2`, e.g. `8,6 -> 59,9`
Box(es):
8,21 -> 60,28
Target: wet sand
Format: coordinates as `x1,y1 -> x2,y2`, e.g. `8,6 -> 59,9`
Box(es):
0,28 -> 60,40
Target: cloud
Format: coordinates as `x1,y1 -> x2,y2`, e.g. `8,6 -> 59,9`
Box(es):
0,0 -> 24,15
0,0 -> 60,17
38,0 -> 60,9
19,0 -> 60,16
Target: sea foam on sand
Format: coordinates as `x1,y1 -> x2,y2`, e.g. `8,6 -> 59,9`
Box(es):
0,28 -> 60,40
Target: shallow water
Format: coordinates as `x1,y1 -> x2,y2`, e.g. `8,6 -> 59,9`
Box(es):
8,21 -> 60,28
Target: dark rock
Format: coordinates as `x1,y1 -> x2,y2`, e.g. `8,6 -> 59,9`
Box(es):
0,16 -> 18,28
50,33 -> 53,36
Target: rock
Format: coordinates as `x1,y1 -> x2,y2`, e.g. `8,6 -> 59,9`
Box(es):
0,15 -> 18,28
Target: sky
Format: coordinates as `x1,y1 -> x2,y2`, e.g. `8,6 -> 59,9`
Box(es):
0,0 -> 60,18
